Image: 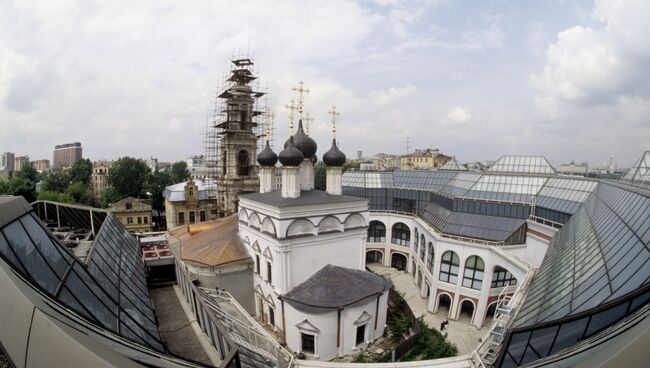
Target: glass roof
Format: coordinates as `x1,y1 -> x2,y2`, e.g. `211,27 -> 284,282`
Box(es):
0,206 -> 163,351
535,178 -> 598,214
439,172 -> 481,197
623,151 -> 650,183
439,158 -> 468,171
513,182 -> 650,327
419,202 -> 526,242
488,155 -> 556,174
465,175 -> 548,203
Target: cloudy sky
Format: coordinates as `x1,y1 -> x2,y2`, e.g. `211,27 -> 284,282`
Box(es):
1,0 -> 648,167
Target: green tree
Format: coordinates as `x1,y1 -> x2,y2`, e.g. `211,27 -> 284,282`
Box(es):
100,187 -> 122,208
42,172 -> 71,193
69,158 -> 93,184
146,170 -> 172,226
314,161 -> 326,190
38,190 -> 74,203
8,177 -> 36,202
64,181 -> 92,205
15,161 -> 38,183
0,181 -> 9,194
108,157 -> 150,198
170,161 -> 190,183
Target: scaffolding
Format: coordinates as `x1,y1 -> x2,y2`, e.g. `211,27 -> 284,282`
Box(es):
204,56 -> 266,218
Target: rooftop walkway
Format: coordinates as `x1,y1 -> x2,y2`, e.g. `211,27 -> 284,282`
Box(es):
368,264 -> 487,355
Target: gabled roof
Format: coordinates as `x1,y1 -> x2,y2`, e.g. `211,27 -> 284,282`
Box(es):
168,215 -> 250,268
488,155 -> 556,174
623,151 -> 650,183
440,158 -> 468,171
163,179 -> 216,201
282,265 -> 389,313
108,196 -> 151,212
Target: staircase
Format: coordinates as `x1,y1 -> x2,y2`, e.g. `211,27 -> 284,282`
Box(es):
471,268 -> 536,368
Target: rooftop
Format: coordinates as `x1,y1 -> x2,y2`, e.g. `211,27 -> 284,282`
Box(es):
168,216 -> 250,268
282,264 -> 390,313
239,189 -> 366,208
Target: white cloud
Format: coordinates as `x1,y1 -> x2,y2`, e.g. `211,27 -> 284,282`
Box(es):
445,107 -> 472,123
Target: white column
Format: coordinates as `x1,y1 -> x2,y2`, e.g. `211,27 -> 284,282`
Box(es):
474,264 -> 494,328
259,166 -> 275,193
299,160 -> 314,190
326,167 -> 342,195
281,166 -> 301,198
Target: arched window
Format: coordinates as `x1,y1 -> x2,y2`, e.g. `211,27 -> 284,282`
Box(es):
419,235 -> 426,261
391,223 -> 410,246
439,251 -> 459,283
427,242 -> 434,273
237,150 -> 249,176
367,221 -> 386,242
491,266 -> 517,288
462,256 -> 485,290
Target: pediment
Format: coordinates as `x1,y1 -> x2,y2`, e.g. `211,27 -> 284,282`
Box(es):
296,319 -> 320,333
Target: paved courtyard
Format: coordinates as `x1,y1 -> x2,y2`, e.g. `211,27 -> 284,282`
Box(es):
369,264 -> 488,356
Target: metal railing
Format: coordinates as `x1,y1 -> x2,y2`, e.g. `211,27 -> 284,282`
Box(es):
198,287 -> 293,368
471,268 -> 536,368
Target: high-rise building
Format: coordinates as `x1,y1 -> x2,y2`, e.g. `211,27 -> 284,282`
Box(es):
52,142 -> 82,168
31,159 -> 50,172
1,152 -> 15,173
13,155 -> 29,172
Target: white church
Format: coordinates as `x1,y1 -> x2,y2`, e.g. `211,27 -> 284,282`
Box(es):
237,116 -> 390,361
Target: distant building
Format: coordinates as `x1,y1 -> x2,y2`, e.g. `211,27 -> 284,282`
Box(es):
1,152 -> 15,174
13,156 -> 29,172
187,155 -> 210,180
108,196 -> 152,233
557,161 -> 588,175
91,160 -> 113,202
371,153 -> 401,171
400,148 -> 451,170
145,157 -> 158,172
163,178 -> 215,230
31,159 -> 50,173
53,142 -> 82,168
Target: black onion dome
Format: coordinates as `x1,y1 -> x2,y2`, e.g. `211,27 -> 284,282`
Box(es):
292,120 -> 317,158
279,136 -> 305,166
257,140 -> 278,167
323,139 -> 346,167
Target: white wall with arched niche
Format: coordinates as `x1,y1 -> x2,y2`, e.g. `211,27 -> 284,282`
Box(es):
286,219 -> 318,237
343,213 -> 366,229
317,216 -> 343,233
261,217 -> 277,237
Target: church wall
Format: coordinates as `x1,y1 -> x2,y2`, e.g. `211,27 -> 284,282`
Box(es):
283,289 -> 389,361
287,229 -> 365,290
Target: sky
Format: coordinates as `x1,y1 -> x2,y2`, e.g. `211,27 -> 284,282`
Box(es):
1,0 -> 649,168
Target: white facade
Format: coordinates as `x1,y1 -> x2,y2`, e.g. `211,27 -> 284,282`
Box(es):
238,194 -> 389,361
364,213 -> 555,329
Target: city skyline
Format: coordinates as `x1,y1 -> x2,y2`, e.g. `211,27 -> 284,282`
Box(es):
1,0 -> 648,167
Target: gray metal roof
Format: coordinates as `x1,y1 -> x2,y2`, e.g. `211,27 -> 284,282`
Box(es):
239,189 -> 366,208
282,264 -> 389,313
163,179 -> 215,201
419,202 -> 526,242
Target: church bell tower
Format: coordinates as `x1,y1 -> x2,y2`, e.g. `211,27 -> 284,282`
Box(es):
215,58 -> 264,216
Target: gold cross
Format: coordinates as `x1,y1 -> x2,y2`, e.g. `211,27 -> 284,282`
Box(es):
285,99 -> 296,133
292,80 -> 310,121
328,105 -> 340,139
304,112 -> 314,135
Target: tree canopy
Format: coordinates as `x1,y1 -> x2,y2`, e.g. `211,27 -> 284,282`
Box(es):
170,161 -> 190,183
146,170 -> 172,213
42,172 -> 71,193
69,158 -> 93,184
108,157 -> 150,199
